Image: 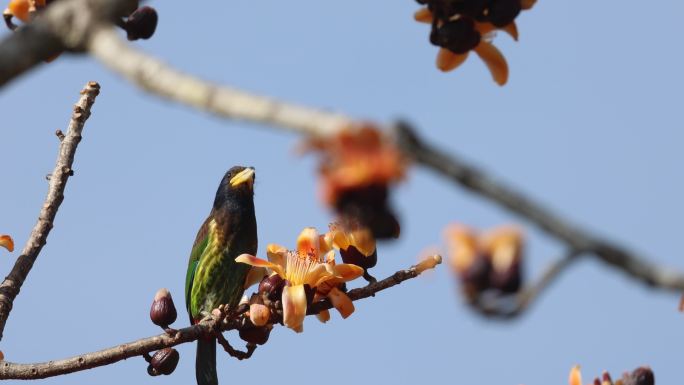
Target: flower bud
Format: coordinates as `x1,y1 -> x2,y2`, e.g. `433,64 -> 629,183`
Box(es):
148,348 -> 179,376
150,288 -> 177,328
340,245 -> 378,270
258,274 -> 285,301
239,325 -> 271,345
249,303 -> 270,327
125,6 -> 158,40
622,367 -> 654,385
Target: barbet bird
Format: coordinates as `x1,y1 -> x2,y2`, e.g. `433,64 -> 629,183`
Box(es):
185,166 -> 263,385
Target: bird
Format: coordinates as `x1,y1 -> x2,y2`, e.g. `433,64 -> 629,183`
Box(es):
185,166 -> 262,385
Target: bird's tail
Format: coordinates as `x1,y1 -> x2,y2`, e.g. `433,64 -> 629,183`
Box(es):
196,337 -> 217,385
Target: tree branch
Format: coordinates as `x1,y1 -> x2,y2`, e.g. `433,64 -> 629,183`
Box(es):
0,0 -> 136,87
393,121 -> 684,292
469,250 -> 582,319
0,81 -> 100,341
0,255 -> 442,380
86,27 -> 351,136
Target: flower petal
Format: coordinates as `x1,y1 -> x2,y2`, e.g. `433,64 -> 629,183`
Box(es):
414,7 -> 433,23
0,235 -> 14,253
349,228 -> 376,256
521,0 -> 537,10
569,366 -> 582,385
266,243 -> 287,265
282,284 -> 308,332
436,48 -> 469,72
332,263 -> 364,282
236,254 -> 285,278
296,227 -> 320,257
474,41 -> 509,86
501,22 -> 519,41
8,0 -> 29,22
243,266 -> 267,290
316,309 -> 331,323
328,287 -> 355,319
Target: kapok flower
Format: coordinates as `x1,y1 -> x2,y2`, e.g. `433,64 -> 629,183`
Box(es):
236,227 -> 363,332
444,224 -> 523,300
567,365 -> 654,385
303,123 -> 406,239
0,235 -> 14,253
324,220 -> 377,270
414,0 -> 537,85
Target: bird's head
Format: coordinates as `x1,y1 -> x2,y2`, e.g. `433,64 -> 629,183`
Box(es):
213,166 -> 256,209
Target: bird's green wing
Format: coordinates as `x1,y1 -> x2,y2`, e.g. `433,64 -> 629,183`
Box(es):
185,217 -> 211,320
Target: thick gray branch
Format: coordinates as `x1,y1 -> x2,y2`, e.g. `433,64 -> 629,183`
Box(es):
0,81 -> 100,341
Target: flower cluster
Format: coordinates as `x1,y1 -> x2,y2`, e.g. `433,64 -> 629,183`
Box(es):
444,224 -> 523,301
304,124 -> 407,239
0,235 -> 13,253
237,226 -> 368,332
414,0 -> 537,85
568,365 -> 654,385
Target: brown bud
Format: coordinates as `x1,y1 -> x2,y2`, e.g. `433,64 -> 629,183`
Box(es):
149,348 -> 179,376
258,274 -> 285,301
249,303 -> 270,327
150,288 -> 177,328
622,367 -> 654,385
125,6 -> 158,40
239,325 -> 271,345
340,245 -> 378,270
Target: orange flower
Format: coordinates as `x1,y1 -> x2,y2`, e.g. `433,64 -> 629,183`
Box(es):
444,224 -> 523,299
0,235 -> 14,253
324,220 -> 377,270
414,0 -> 537,85
304,124 -> 406,239
236,227 -> 363,332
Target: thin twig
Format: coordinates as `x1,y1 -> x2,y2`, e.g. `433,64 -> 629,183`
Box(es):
0,256 -> 441,380
393,121 -> 684,292
469,250 -> 581,319
215,333 -> 256,361
0,82 -> 100,341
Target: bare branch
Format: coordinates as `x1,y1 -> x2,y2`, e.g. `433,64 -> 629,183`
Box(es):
393,121 -> 684,291
0,255 -> 442,380
0,81 -> 100,341
469,250 -> 581,319
86,27 -> 351,136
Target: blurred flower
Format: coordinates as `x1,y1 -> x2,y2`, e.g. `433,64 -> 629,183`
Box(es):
0,235 -> 13,253
236,227 -> 363,332
444,224 -> 523,300
566,365 -> 654,385
414,0 -> 537,85
304,123 -> 406,239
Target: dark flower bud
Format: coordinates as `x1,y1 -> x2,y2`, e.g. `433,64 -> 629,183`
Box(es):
487,0 -> 522,27
432,18 -> 481,54
602,372 -> 613,384
125,6 -> 158,41
303,284 -> 315,306
239,326 -> 271,345
335,184 -> 400,239
150,288 -> 177,328
149,348 -> 179,376
622,367 -> 654,385
258,274 -> 285,301
340,245 -> 378,270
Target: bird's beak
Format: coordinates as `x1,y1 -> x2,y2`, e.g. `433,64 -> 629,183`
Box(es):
229,167 -> 255,187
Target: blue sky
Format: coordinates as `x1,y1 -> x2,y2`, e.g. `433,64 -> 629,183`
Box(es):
1,0 -> 683,384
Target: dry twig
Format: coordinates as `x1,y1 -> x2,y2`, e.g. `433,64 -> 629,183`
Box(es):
0,81 -> 100,341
